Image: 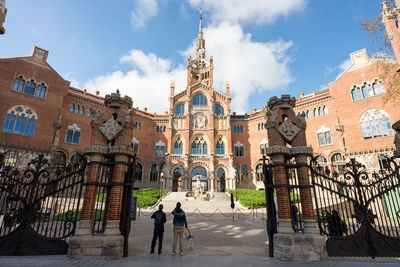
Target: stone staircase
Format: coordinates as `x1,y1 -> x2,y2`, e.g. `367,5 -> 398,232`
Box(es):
153,192 -> 245,212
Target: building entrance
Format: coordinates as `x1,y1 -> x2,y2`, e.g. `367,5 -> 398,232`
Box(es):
216,168 -> 226,192
191,166 -> 208,191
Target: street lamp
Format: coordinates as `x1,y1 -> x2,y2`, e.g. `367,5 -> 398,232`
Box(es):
159,172 -> 164,201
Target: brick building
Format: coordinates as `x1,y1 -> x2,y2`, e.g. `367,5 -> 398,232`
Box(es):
1,5 -> 399,192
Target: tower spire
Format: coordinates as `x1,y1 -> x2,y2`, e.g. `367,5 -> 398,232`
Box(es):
195,8 -> 205,60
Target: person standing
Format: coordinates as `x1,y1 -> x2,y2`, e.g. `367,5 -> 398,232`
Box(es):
171,202 -> 187,255
150,204 -> 166,254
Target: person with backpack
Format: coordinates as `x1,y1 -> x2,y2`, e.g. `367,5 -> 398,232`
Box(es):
150,204 -> 167,254
171,202 -> 187,255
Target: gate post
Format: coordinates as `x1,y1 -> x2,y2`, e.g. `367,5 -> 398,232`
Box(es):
68,90 -> 135,260
266,95 -> 327,261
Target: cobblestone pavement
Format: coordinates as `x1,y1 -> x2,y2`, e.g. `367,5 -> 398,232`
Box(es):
1,194 -> 400,266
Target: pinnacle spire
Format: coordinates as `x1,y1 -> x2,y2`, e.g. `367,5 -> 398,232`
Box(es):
195,8 -> 205,60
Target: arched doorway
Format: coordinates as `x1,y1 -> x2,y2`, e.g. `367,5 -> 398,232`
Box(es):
191,166 -> 208,191
216,168 -> 225,192
173,168 -> 183,192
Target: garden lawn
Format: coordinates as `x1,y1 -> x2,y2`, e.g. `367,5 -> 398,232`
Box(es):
228,189 -> 300,208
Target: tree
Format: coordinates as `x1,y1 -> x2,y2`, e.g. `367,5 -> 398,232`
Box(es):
361,0 -> 400,104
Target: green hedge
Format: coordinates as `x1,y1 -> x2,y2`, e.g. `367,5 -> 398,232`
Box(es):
228,189 -> 301,208
53,208 -> 104,221
96,188 -> 169,208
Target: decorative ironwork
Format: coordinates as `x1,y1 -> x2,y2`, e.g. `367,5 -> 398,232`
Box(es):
311,156 -> 400,258
0,153 -> 86,255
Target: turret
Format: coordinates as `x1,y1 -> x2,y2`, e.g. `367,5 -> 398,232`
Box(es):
382,1 -> 400,63
0,0 -> 7,35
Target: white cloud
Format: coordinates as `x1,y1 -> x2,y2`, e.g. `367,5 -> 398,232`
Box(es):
85,23 -> 294,114
339,58 -> 352,72
130,0 -> 159,29
187,0 -> 307,25
84,50 -> 186,113
183,23 -> 294,113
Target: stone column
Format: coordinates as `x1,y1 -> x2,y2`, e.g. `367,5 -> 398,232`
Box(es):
210,154 -> 215,192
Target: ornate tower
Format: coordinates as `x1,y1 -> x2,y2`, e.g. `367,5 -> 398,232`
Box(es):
166,10 -> 232,192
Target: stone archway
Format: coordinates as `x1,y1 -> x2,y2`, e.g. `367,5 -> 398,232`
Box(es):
191,166 -> 208,191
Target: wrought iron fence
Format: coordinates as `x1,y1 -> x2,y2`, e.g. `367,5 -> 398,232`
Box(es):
0,153 -> 86,255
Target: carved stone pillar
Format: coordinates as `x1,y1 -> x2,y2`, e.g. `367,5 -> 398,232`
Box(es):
266,95 -> 327,261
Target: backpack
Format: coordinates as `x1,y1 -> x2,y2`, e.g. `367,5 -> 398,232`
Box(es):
154,211 -> 163,225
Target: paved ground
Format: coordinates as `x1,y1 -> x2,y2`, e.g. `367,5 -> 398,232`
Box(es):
1,193 -> 400,266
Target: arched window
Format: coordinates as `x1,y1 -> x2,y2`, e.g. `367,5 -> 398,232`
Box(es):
233,126 -> 237,133
314,108 -> 318,117
79,106 -> 85,115
373,81 -> 385,95
318,107 -> 322,116
2,106 -> 37,136
240,164 -> 248,182
215,103 -> 224,116
306,110 -> 310,119
74,104 -> 80,114
191,136 -> 207,155
65,123 -> 81,144
216,138 -> 225,155
12,76 -> 25,92
256,164 -> 263,181
351,86 -> 362,101
163,126 -> 166,132
360,109 -> 393,139
323,105 -> 328,115
316,155 -> 328,166
240,126 -> 243,133
88,108 -> 92,117
260,138 -> 268,155
150,164 -> 158,181
155,141 -> 166,157
362,83 -> 374,98
331,153 -> 345,173
24,80 -> 36,95
35,83 -> 47,98
175,103 -> 185,115
317,125 -> 332,146
234,142 -> 244,157
156,126 -> 160,132
174,137 -> 183,154
70,104 -> 75,113
216,168 -> 225,179
192,93 -> 207,106
136,163 -> 143,180
160,163 -> 166,174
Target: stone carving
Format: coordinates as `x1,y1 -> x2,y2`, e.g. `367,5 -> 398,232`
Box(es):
393,120 -> 400,157
267,95 -> 296,111
290,146 -> 313,156
277,119 -> 300,142
335,117 -> 346,153
104,90 -> 133,110
192,113 -> 208,129
265,113 -> 277,129
265,146 -> 291,156
99,118 -> 123,141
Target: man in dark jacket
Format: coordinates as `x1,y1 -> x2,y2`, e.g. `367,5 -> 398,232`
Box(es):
151,204 -> 167,254
171,202 -> 187,255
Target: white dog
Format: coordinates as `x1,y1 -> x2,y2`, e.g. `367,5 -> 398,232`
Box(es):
184,228 -> 195,249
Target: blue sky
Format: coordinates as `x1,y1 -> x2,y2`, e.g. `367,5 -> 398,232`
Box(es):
1,0 -> 383,114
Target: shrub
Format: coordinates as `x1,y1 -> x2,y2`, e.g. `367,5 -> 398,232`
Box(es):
228,189 -> 301,208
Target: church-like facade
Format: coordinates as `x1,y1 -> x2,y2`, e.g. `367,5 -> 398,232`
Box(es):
1,5 -> 400,192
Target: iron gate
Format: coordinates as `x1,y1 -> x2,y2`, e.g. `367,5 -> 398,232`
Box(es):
311,157 -> 400,258
86,155 -> 136,257
0,153 -> 86,255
